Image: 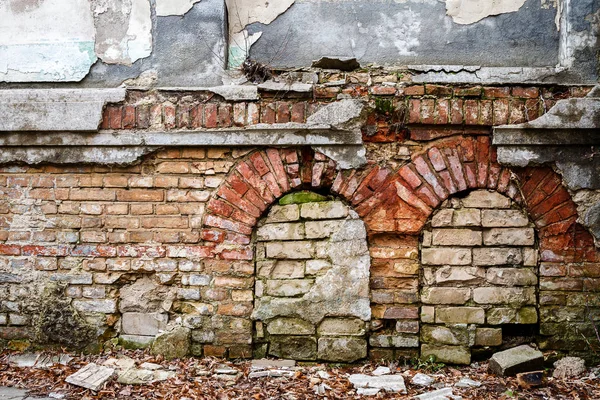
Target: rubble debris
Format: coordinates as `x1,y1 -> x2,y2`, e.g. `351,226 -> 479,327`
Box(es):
371,366 -> 391,376
413,387 -> 459,400
454,378 -> 481,388
412,373 -> 435,387
8,353 -> 72,369
553,356 -> 586,379
65,363 -> 115,391
488,345 -> 543,376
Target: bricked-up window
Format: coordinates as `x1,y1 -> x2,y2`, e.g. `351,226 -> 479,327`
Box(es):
419,189 -> 539,365
251,196 -> 371,362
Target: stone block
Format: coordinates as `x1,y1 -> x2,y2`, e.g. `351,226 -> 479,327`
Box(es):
522,248 -> 538,266
330,219 -> 367,242
486,307 -> 538,325
300,201 -> 348,219
473,248 -> 523,266
431,209 -> 453,227
269,336 -> 317,360
120,334 -> 154,349
150,326 -> 191,360
453,209 -> 481,227
473,287 -> 536,305
318,318 -> 366,336
369,334 -> 419,348
482,209 -> 529,227
122,312 -> 168,336
318,337 -> 367,362
393,260 -> 420,276
427,266 -> 486,286
396,320 -> 420,333
486,268 -> 537,286
474,328 -> 502,346
266,279 -> 313,297
257,222 -> 304,241
267,317 -> 315,335
421,306 -> 435,323
483,228 -> 535,246
265,205 -> 300,223
432,229 -> 482,246
270,261 -> 305,279
305,259 -> 331,275
315,240 -> 369,259
304,220 -> 342,239
266,241 -> 315,259
73,299 -> 117,313
421,287 -> 470,305
420,325 -> 468,346
489,345 -> 544,376
421,344 -> 471,364
421,248 -> 471,265
462,190 -> 511,208
435,307 -> 485,324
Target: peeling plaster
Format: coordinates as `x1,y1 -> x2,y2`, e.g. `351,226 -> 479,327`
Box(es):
370,10 -> 420,56
156,0 -> 202,16
0,0 -> 97,82
92,0 -> 153,65
225,0 -> 295,68
446,0 -> 527,25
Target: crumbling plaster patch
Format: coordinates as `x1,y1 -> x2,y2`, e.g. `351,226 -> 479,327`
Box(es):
0,0 -> 97,82
92,0 -> 153,65
225,0 -> 295,68
156,0 -> 202,16
446,0 -> 527,25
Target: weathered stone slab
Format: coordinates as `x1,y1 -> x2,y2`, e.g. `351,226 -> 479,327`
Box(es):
267,318 -> 315,335
421,248 -> 471,265
462,191 -> 511,208
348,373 -> 407,394
268,336 -> 317,360
488,345 -> 544,376
421,344 -> 471,365
65,363 -> 115,391
317,337 -> 367,362
432,229 -> 482,246
121,312 -> 168,336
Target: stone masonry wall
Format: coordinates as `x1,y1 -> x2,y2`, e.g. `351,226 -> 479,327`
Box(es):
420,190 -> 538,364
1,81 -> 599,362
253,197 -> 370,362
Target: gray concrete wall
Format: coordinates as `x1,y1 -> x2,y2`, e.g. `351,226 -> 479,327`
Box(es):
0,0 -> 598,87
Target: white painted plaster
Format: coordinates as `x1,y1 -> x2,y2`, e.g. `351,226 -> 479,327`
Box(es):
446,0 -> 527,24
156,0 -> 202,16
0,0 -> 96,82
92,0 -> 153,65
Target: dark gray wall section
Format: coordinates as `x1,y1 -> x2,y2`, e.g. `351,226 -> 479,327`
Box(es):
248,0 -> 559,69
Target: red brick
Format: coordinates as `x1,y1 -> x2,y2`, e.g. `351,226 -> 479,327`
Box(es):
108,106 -> 123,129
509,99 -> 526,124
218,104 -> 233,127
371,86 -> 397,95
260,103 -> 276,123
525,98 -> 541,121
163,104 -> 176,129
247,103 -> 260,125
404,85 -> 425,96
220,247 -> 253,260
421,99 -> 435,124
484,87 -> 510,98
227,174 -> 249,195
249,152 -> 270,176
450,99 -> 463,124
512,87 -> 539,98
444,148 -> 468,191
435,99 -> 449,124
425,84 -> 452,96
427,148 -> 446,171
204,104 -> 218,128
475,136 -> 490,187
480,100 -> 493,125
0,244 -> 21,255
190,104 -> 203,128
413,156 -> 446,199
290,102 -> 306,123
217,186 -> 261,218
266,148 -> 290,192
123,106 -> 136,129
235,162 -> 275,204
464,100 -> 479,125
493,99 -> 509,125
454,86 -> 482,97
408,99 -> 421,123
116,189 -> 164,202
314,86 -> 339,98
276,102 -> 291,123
232,102 -> 246,126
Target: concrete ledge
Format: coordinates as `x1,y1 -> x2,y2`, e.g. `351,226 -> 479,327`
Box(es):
0,89 -> 126,131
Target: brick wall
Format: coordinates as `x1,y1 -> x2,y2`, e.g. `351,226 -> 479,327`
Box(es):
0,81 -> 598,361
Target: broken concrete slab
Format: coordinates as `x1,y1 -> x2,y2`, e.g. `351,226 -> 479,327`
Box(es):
248,370 -> 295,379
488,345 -> 544,376
0,89 -> 125,131
411,373 -> 434,387
8,353 -> 72,369
117,368 -> 175,385
65,363 -> 115,391
258,81 -> 313,93
348,374 -> 407,394
454,378 -> 481,388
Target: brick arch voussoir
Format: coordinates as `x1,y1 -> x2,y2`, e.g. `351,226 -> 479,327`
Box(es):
201,148 -> 396,252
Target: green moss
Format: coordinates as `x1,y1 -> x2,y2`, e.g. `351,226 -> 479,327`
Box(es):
279,191 -> 329,205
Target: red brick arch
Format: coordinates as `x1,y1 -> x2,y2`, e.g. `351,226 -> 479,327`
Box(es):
201,139 -> 594,264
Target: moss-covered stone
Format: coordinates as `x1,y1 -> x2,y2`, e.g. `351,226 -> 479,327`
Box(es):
279,191 -> 328,205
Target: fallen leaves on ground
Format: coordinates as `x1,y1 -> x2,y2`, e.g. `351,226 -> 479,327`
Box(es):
1,349 -> 599,400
